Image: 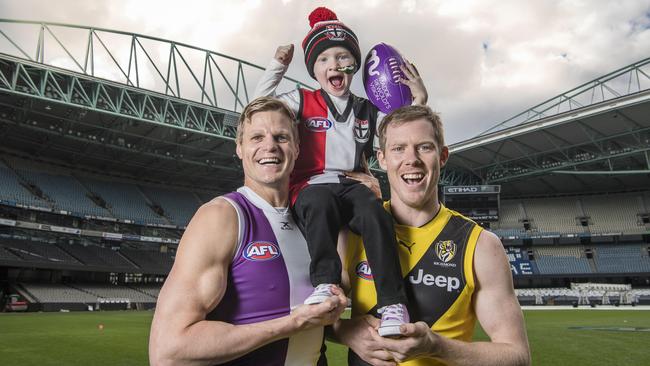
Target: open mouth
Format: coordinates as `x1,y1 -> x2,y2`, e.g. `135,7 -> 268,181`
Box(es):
401,173 -> 424,185
258,157 -> 280,165
329,75 -> 344,89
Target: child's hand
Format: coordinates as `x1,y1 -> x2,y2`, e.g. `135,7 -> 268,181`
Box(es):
399,61 -> 428,105
275,44 -> 294,66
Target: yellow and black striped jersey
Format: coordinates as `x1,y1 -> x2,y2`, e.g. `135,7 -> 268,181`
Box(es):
346,202 -> 483,366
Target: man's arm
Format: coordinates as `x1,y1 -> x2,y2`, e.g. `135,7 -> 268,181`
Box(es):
373,230 -> 531,366
149,199 -> 347,366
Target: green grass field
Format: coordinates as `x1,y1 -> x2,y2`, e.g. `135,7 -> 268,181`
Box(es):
1,309 -> 649,365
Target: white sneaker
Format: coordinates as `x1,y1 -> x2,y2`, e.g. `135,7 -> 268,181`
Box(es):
304,283 -> 335,305
378,303 -> 410,337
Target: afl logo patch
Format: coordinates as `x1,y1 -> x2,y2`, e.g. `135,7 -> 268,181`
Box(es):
355,261 -> 374,281
435,240 -> 457,263
305,117 -> 332,132
243,241 -> 280,261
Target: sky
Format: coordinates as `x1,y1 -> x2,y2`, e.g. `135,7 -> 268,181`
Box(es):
1,0 -> 649,144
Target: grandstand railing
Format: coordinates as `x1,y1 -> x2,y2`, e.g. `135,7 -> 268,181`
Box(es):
478,57 -> 650,136
0,19 -> 312,112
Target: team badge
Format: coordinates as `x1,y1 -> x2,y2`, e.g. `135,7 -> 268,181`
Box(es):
326,24 -> 346,41
355,261 -> 374,281
354,118 -> 369,143
305,117 -> 332,132
435,240 -> 457,263
243,241 -> 281,261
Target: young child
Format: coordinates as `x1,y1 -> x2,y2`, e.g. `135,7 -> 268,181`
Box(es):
254,7 -> 427,336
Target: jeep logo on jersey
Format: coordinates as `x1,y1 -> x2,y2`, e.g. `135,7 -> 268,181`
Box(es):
409,269 -> 461,292
435,240 -> 457,263
305,117 -> 333,132
354,118 -> 370,143
355,261 -> 374,281
243,241 -> 280,261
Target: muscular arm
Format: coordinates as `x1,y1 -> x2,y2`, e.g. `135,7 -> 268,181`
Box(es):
149,199 -> 346,366
375,230 -> 531,366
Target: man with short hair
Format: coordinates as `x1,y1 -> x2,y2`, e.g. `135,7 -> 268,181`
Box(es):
335,105 -> 531,366
149,96 -> 347,366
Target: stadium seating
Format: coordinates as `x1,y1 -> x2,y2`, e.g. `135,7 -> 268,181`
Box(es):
533,246 -> 592,274
56,243 -> 139,271
522,197 -> 586,234
492,199 -> 524,230
79,177 -> 168,225
139,186 -> 202,226
131,284 -> 162,299
75,283 -> 157,303
582,193 -> 647,234
0,246 -> 22,261
593,244 -> 650,273
119,248 -> 174,273
0,162 -> 51,208
16,169 -> 111,217
19,283 -> 159,303
20,283 -> 97,303
2,240 -> 80,265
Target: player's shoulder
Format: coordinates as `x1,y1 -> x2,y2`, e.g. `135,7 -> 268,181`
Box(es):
475,229 -> 504,260
190,196 -> 238,230
446,206 -> 480,226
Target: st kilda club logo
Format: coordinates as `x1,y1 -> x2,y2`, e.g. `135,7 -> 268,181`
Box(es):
243,241 -> 281,261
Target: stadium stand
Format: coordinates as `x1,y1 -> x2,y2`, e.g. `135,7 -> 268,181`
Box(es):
131,284 -> 162,299
56,243 -> 139,272
582,193 -> 647,234
20,283 -> 97,303
1,239 -> 80,265
16,282 -> 160,312
15,169 -> 111,217
522,197 -> 586,234
533,246 -> 592,274
0,161 -> 51,208
593,244 -> 650,273
79,177 -> 168,225
139,186 -> 202,226
75,283 -> 157,303
119,248 -> 174,273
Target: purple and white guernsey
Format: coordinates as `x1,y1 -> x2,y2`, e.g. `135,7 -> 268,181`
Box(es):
206,187 -> 325,366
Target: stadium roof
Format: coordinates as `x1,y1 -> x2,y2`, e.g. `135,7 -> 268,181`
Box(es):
1,19 -> 649,198
444,57 -> 650,197
0,19 -> 312,193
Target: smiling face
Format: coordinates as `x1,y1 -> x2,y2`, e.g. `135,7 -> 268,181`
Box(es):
378,118 -> 449,211
312,46 -> 355,97
236,110 -> 299,192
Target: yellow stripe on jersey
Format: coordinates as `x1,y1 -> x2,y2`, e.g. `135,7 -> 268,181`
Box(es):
346,202 -> 483,366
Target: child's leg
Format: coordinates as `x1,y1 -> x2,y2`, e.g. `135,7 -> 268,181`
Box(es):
293,184 -> 343,287
342,181 -> 408,308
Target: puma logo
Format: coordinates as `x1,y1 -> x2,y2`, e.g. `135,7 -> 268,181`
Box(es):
399,239 -> 415,254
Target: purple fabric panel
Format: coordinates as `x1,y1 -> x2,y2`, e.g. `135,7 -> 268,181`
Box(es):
207,192 -> 290,365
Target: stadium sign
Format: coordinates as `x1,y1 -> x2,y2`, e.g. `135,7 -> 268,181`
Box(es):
443,185 -> 501,194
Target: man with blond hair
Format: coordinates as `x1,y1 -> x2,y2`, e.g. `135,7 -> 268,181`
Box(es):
335,105 -> 530,366
149,97 -> 347,366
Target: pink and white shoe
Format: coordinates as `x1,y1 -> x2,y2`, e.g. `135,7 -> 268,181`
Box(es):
378,303 -> 410,337
304,283 -> 335,305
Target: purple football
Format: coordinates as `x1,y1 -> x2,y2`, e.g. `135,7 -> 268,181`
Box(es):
363,43 -> 412,114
